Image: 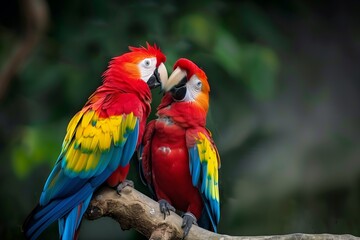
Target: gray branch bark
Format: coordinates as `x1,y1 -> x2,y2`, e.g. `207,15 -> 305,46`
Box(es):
85,186 -> 358,240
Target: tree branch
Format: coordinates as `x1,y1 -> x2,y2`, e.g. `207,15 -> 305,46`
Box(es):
85,186 -> 357,240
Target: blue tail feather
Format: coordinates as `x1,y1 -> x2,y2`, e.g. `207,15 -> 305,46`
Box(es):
201,200 -> 217,233
59,194 -> 92,240
23,183 -> 93,240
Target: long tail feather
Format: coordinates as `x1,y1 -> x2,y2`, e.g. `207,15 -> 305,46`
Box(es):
198,194 -> 218,233
22,183 -> 93,240
59,194 -> 92,240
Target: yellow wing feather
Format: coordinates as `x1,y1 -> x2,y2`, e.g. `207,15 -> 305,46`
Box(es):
62,109 -> 138,175
196,132 -> 220,201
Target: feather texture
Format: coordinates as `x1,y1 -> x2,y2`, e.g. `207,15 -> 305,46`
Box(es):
187,130 -> 220,226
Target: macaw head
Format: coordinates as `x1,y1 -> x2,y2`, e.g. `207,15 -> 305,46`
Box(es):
162,58 -> 210,112
104,43 -> 167,89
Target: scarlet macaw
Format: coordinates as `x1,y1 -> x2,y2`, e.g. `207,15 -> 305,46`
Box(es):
140,58 -> 220,237
23,43 -> 167,240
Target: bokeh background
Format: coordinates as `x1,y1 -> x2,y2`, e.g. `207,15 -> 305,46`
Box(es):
1,0 -> 359,239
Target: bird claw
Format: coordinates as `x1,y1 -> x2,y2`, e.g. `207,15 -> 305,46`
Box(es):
116,180 -> 134,194
181,212 -> 197,239
158,199 -> 175,219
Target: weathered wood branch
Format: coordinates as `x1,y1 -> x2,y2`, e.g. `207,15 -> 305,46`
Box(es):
85,186 -> 358,240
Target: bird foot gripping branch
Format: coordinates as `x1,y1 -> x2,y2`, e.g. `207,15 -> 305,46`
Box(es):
116,179 -> 134,194
158,199 -> 176,219
181,212 -> 198,239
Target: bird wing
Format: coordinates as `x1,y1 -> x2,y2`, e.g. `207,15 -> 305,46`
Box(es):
186,128 -> 220,230
40,107 -> 139,205
138,119 -> 156,196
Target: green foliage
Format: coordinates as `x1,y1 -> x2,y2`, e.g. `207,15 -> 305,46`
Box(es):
12,123 -> 65,178
177,13 -> 279,99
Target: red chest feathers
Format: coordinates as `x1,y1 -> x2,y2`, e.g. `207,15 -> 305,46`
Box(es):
150,117 -> 203,216
152,117 -> 187,163
154,117 -> 185,142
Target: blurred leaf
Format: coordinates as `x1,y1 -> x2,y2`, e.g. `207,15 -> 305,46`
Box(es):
213,29 -> 243,77
21,60 -> 66,96
176,13 -> 217,48
238,2 -> 286,49
214,30 -> 279,99
176,13 -> 279,100
241,45 -> 279,99
11,122 -> 65,178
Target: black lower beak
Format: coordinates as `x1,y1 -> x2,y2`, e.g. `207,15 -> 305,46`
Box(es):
147,68 -> 161,89
171,86 -> 187,101
170,76 -> 187,101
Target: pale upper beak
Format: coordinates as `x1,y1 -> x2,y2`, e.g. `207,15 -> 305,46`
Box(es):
162,67 -> 187,92
147,62 -> 168,89
157,63 -> 168,88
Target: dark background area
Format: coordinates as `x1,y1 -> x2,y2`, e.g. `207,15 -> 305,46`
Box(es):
0,0 -> 359,239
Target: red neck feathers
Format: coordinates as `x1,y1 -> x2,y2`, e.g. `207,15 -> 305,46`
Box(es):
85,43 -> 166,116
157,93 -> 207,128
88,58 -> 151,108
95,43 -> 165,102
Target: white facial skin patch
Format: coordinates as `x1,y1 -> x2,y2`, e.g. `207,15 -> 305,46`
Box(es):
138,57 -> 157,82
182,75 -> 202,102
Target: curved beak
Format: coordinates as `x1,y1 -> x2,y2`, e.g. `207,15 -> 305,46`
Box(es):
147,63 -> 168,89
162,67 -> 187,92
162,67 -> 188,101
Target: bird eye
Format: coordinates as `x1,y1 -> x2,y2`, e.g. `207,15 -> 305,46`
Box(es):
196,81 -> 202,89
143,59 -> 151,68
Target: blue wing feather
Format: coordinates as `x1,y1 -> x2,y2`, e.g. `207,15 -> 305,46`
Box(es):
40,163 -> 88,205
120,120 -> 139,167
186,130 -> 220,233
109,145 -> 124,170
92,147 -> 115,177
189,146 -> 201,186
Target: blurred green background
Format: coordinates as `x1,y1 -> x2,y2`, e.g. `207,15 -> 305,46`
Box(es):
1,0 -> 359,239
